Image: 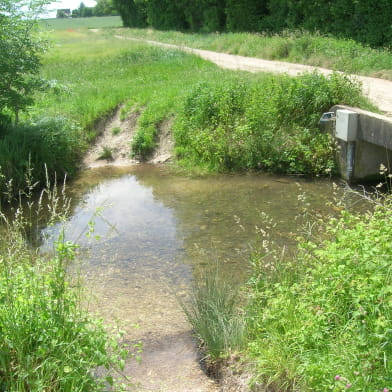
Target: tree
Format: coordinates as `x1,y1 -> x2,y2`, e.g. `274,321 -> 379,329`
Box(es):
113,0 -> 147,27
0,0 -> 49,124
94,0 -> 117,16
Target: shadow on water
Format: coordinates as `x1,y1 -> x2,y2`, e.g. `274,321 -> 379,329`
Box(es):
39,164 -> 358,391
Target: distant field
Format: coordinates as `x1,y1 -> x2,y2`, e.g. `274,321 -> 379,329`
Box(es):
39,16 -> 123,30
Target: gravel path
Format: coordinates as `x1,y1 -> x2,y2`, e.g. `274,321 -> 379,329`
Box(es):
115,35 -> 392,117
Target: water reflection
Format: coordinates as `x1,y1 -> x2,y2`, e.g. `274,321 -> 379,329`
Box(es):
41,165 -> 340,327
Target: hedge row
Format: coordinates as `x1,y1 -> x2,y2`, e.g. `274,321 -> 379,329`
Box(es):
113,0 -> 391,47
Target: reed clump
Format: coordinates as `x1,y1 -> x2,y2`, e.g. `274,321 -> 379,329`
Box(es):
181,269 -> 246,363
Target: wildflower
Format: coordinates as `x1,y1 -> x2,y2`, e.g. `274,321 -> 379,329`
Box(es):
335,375 -> 341,381
383,388 -> 389,392
346,383 -> 352,389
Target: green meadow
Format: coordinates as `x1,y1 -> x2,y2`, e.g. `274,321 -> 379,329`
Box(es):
27,27 -> 374,178
117,28 -> 392,80
39,16 -> 122,30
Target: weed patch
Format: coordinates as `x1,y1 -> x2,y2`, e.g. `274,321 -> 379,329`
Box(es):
181,269 -> 245,362
0,117 -> 82,200
246,194 -> 392,391
0,177 -> 128,392
174,72 -> 372,174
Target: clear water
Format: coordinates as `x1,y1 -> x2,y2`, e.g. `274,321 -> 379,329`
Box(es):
40,164 -> 343,391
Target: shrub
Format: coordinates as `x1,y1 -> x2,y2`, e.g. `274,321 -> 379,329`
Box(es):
174,72 -> 368,175
247,195 -> 392,391
0,116 -> 83,200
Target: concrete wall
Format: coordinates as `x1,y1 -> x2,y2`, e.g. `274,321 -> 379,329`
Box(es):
330,105 -> 392,182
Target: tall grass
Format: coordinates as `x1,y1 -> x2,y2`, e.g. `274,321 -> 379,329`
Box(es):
174,72 -> 374,174
181,269 -> 245,361
246,192 -> 392,392
117,29 -> 392,80
0,117 -> 82,199
0,176 -> 128,391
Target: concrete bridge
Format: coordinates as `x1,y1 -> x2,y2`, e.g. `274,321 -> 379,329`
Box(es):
324,105 -> 392,182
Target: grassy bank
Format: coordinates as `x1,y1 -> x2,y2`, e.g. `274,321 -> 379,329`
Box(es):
245,191 -> 392,392
117,28 -> 392,80
0,183 -> 127,391
174,72 -> 373,174
0,27 -> 377,198
187,189 -> 392,392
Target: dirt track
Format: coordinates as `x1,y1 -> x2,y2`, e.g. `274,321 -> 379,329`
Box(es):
115,35 -> 392,117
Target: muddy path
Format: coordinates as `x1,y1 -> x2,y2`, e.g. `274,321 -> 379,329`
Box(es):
115,35 -> 392,117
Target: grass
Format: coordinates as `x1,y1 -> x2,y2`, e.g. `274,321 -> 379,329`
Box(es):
181,268 -> 245,362
112,126 -> 121,135
245,189 -> 392,391
0,117 -> 82,199
39,16 -> 123,30
0,176 -> 128,391
174,72 -> 374,175
32,29 -> 221,142
116,28 -> 392,80
98,146 -> 113,160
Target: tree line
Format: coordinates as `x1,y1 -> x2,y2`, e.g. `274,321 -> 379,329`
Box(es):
57,0 -> 118,18
113,0 -> 391,48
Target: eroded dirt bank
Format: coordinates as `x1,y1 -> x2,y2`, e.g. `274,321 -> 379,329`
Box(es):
82,106 -> 174,169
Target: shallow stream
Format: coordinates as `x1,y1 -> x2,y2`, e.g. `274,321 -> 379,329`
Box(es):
41,165 -> 346,391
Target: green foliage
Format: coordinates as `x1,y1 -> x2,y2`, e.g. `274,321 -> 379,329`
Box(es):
112,0 -> 147,28
94,0 -> 118,16
0,117 -> 82,199
0,180 -> 128,392
225,0 -> 267,32
182,0 -> 226,32
0,0 -> 50,122
174,72 -> 369,174
112,126 -> 121,135
119,29 -> 392,80
114,0 -> 391,47
98,145 -> 113,160
247,196 -> 392,391
145,0 -> 187,31
70,0 -> 118,18
181,269 -> 245,360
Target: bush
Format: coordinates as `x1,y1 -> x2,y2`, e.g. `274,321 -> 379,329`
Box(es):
174,72 -> 369,175
247,195 -> 392,391
0,117 -> 83,200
